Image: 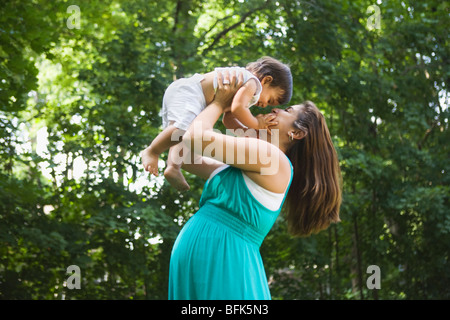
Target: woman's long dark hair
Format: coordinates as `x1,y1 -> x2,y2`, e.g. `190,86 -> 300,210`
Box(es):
285,101 -> 342,237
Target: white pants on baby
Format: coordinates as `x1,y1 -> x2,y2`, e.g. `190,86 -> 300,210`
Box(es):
160,73 -> 206,131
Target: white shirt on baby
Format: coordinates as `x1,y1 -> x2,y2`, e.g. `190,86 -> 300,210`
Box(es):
213,67 -> 263,107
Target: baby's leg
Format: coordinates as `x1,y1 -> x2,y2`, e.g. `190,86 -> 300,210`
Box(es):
164,143 -> 191,191
142,124 -> 181,176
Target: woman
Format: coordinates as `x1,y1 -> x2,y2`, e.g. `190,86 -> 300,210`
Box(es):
168,71 -> 342,300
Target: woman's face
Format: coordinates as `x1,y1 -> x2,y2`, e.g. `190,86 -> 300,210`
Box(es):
269,105 -> 303,134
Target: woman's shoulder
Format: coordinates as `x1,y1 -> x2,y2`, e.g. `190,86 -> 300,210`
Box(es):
243,155 -> 292,193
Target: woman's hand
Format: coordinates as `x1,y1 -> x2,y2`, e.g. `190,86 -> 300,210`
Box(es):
213,70 -> 244,110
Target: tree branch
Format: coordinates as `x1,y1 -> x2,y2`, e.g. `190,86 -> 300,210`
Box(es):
417,120 -> 438,150
172,0 -> 182,33
200,14 -> 235,40
200,0 -> 271,55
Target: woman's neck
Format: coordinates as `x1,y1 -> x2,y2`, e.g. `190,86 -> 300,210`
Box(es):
261,130 -> 289,154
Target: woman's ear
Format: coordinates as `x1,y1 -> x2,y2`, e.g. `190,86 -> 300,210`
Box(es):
290,129 -> 306,140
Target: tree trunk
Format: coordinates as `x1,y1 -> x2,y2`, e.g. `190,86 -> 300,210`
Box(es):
351,210 -> 364,299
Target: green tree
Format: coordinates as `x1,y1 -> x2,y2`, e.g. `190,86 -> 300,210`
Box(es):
1,0 -> 448,299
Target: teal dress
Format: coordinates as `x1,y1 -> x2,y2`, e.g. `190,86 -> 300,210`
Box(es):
168,163 -> 293,300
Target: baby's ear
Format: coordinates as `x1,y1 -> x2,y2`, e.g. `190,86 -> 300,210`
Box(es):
262,76 -> 273,85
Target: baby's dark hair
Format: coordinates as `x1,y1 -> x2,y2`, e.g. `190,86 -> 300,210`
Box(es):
246,56 -> 293,105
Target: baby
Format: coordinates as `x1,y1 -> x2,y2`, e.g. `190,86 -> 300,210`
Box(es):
142,56 -> 293,191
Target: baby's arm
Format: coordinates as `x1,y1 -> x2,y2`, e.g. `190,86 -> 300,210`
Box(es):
229,79 -> 262,130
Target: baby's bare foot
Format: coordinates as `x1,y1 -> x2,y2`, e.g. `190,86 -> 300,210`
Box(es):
164,166 -> 190,191
142,149 -> 159,176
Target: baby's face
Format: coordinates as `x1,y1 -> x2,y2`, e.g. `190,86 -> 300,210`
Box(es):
255,86 -> 285,108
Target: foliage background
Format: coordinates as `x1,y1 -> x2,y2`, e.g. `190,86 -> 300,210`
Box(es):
0,0 -> 448,299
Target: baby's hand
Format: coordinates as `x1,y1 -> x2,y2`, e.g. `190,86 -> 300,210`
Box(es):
256,113 -> 278,135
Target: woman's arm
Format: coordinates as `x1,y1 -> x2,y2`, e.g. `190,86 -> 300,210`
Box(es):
181,156 -> 225,180
178,71 -> 243,180
222,111 -> 248,131
183,72 -> 291,193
